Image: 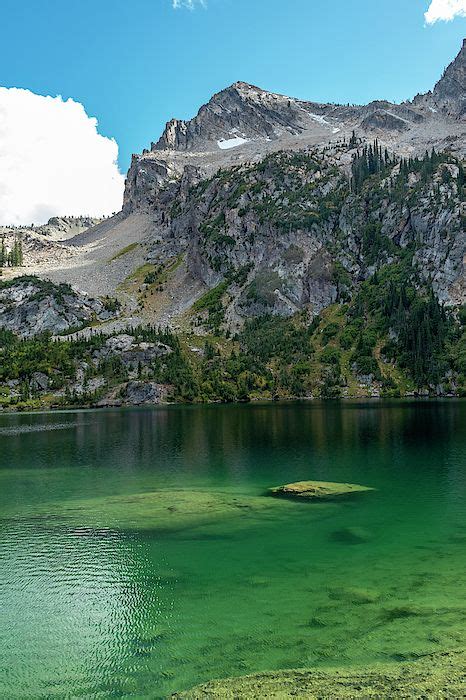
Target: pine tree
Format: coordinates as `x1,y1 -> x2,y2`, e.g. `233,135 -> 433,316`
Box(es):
17,238 -> 23,266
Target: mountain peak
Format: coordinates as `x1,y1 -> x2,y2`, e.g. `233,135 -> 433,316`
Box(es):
152,79 -> 307,151
151,39 -> 465,153
430,39 -> 466,117
228,80 -> 261,91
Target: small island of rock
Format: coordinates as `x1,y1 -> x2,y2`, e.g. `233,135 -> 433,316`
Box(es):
270,480 -> 374,500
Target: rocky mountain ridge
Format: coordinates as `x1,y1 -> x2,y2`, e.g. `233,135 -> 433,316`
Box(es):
0,216 -> 105,273
415,38 -> 466,118
0,215 -> 104,242
1,41 -> 464,340
123,41 -> 465,214
153,40 -> 466,154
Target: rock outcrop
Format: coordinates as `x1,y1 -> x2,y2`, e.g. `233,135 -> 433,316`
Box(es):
0,277 -> 117,337
93,334 -> 172,368
96,380 -> 169,407
270,480 -> 374,500
421,38 -> 466,118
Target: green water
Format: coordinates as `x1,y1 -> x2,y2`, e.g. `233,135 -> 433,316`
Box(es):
0,401 -> 465,698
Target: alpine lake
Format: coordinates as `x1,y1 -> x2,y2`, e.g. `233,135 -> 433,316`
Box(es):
0,400 -> 465,698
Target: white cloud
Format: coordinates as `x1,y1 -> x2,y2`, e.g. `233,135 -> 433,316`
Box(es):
0,87 -> 125,226
172,0 -> 206,9
425,0 -> 466,24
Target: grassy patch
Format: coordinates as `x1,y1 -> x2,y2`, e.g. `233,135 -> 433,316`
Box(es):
193,281 -> 229,332
147,254 -> 184,287
108,242 -> 139,262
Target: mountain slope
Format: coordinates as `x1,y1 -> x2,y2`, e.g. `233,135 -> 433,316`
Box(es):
0,41 -> 464,404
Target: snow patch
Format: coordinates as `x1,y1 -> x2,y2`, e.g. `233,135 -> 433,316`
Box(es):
309,113 -> 330,126
332,127 -> 341,134
217,136 -> 250,150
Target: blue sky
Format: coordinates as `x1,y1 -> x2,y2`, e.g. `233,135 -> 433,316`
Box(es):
1,0 -> 464,171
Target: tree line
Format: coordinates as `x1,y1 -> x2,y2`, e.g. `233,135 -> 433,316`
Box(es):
0,236 -> 23,268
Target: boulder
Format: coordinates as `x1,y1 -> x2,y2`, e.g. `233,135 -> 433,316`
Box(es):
30,371 -> 49,392
123,381 -> 165,405
270,480 -> 374,500
105,334 -> 134,352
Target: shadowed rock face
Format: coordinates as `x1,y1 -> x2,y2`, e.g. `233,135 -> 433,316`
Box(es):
360,110 -> 410,132
137,145 -> 464,322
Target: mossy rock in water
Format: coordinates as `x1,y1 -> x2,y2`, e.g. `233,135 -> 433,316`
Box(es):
39,489 -> 292,533
328,586 -> 381,604
172,648 -> 466,699
270,480 -> 374,501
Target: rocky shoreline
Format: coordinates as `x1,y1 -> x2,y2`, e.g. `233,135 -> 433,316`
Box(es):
172,648 -> 466,698
0,390 -> 464,414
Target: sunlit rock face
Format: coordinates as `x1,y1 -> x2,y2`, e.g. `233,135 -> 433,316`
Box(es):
117,42 -> 465,329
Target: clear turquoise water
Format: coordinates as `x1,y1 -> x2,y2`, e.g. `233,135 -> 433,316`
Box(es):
0,401 -> 465,698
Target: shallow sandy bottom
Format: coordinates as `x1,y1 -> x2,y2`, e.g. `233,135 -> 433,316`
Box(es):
174,648 -> 466,698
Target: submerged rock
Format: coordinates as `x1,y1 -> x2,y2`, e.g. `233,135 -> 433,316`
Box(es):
381,604 -> 430,622
330,526 -> 373,544
270,480 -> 374,501
172,648 -> 466,699
39,489 -> 292,533
328,586 -> 381,605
